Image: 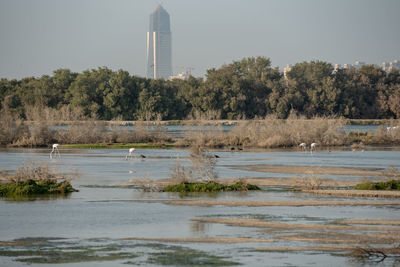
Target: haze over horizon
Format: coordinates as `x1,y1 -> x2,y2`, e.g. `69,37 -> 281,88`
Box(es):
1,0 -> 399,79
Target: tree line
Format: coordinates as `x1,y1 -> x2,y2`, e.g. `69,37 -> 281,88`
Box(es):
1,56 -> 400,120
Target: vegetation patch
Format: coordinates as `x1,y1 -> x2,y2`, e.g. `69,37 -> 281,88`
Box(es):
62,143 -> 174,149
354,180 -> 400,190
0,162 -> 77,197
147,248 -> 239,266
0,237 -> 239,266
0,179 -> 76,197
162,181 -> 260,193
0,237 -> 137,264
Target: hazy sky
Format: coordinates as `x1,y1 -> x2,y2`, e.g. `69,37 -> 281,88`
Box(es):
1,0 -> 399,79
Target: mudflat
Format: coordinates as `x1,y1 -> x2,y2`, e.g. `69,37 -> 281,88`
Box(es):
163,200 -> 400,207
227,164 -> 383,176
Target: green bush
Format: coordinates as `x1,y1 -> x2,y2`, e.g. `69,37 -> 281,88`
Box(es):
354,180 -> 400,190
162,181 -> 260,193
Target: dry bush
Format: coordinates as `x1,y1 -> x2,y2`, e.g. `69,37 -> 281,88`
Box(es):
177,116 -> 347,149
187,109 -> 222,120
372,121 -> 400,144
24,105 -> 85,122
112,120 -> 172,144
5,161 -> 66,183
129,177 -> 162,192
177,119 -> 226,148
55,120 -> 107,144
169,157 -> 192,183
294,176 -> 328,190
381,166 -> 400,180
226,115 -> 347,148
189,152 -> 218,182
169,149 -> 218,183
0,107 -> 29,145
11,121 -> 56,147
6,105 -> 86,147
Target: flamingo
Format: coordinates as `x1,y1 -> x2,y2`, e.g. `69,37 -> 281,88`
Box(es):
50,144 -> 61,159
125,148 -> 136,160
310,142 -> 317,152
299,143 -> 307,151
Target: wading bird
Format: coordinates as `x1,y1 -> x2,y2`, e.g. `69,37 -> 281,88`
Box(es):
310,142 -> 317,152
299,143 -> 307,151
125,148 -> 136,160
50,144 -> 61,159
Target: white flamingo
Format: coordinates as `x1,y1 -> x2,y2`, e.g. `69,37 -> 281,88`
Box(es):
310,142 -> 317,152
125,148 -> 136,160
50,144 -> 61,159
299,143 -> 307,151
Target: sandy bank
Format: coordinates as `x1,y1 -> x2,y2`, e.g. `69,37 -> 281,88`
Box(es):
192,218 -> 400,232
163,200 -> 400,207
228,164 -> 383,176
120,237 -> 272,243
303,189 -> 400,198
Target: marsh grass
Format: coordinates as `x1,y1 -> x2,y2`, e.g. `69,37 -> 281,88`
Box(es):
355,180 -> 400,190
354,167 -> 400,190
2,105 -> 400,148
178,115 -> 348,148
162,181 -> 260,193
0,162 -> 77,197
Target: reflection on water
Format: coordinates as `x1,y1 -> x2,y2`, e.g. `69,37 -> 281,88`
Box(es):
190,221 -> 210,235
1,147 -> 400,266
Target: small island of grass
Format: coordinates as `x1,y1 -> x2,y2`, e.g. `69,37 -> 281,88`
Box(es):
162,181 -> 260,193
354,180 -> 400,190
0,162 -> 77,198
0,179 -> 76,197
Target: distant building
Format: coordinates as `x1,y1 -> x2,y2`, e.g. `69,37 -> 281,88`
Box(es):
334,60 -> 365,71
354,61 -> 365,69
146,5 -> 172,80
333,64 -> 341,73
169,70 -> 191,81
382,60 -> 400,72
283,64 -> 292,80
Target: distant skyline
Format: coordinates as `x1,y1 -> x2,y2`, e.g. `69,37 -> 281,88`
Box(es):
0,0 -> 399,79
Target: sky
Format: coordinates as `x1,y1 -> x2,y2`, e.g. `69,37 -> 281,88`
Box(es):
0,0 -> 399,79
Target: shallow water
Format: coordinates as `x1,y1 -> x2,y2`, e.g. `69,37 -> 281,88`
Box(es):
1,147 -> 400,266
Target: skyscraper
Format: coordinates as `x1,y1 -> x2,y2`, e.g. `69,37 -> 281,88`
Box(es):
146,5 -> 172,80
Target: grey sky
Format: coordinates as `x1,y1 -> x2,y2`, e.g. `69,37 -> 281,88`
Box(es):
0,0 -> 399,79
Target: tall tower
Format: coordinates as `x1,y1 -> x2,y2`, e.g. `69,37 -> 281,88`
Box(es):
146,5 -> 172,80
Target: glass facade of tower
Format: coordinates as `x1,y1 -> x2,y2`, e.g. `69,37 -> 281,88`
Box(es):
146,5 -> 172,80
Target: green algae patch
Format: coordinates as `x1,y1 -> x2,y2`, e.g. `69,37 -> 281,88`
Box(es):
147,248 -> 240,266
0,179 -> 77,197
162,181 -> 260,193
0,237 -> 239,266
16,251 -> 137,264
354,180 -> 400,190
0,238 -> 137,264
62,143 -> 174,149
